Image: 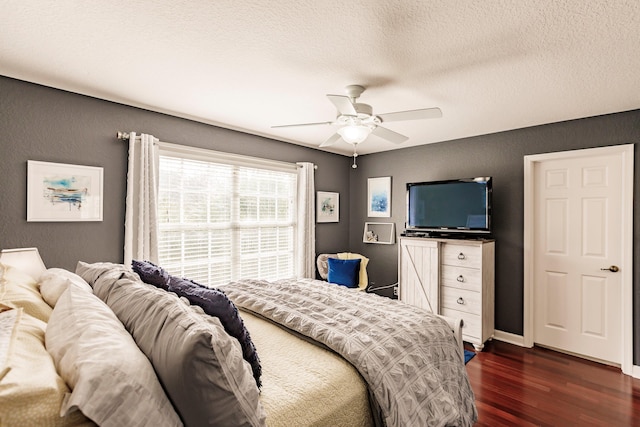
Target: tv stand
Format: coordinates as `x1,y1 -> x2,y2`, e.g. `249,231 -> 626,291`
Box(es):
401,230 -> 492,240
398,236 -> 495,351
400,231 -> 429,238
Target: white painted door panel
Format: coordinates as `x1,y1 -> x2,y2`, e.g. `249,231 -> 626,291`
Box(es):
533,153 -> 622,363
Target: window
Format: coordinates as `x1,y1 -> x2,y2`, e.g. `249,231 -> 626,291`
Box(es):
157,147 -> 297,287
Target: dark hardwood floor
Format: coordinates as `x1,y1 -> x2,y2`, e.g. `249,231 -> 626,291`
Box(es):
464,340 -> 640,426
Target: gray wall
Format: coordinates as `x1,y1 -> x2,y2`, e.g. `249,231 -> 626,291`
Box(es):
2,76 -> 639,363
349,110 -> 640,362
0,76 -> 351,270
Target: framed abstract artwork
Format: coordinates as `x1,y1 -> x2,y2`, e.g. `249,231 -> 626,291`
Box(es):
316,191 -> 339,223
27,160 -> 103,222
367,176 -> 391,217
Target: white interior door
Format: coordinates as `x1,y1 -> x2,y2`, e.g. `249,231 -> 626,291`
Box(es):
532,150 -> 626,364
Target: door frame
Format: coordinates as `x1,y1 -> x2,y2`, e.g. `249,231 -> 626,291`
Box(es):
523,144 -> 634,375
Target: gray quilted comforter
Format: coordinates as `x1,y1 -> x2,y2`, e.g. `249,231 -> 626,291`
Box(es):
221,278 -> 477,427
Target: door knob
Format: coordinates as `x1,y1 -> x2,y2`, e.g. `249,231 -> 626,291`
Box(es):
600,265 -> 619,272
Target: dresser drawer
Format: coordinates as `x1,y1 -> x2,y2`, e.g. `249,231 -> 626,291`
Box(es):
440,307 -> 481,340
441,265 -> 482,291
441,286 -> 481,315
442,243 -> 482,269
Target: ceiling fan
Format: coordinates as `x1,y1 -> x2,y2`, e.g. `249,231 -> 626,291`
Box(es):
272,85 -> 442,167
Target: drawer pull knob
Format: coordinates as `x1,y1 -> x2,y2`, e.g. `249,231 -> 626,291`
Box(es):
457,253 -> 466,260
457,275 -> 465,282
457,297 -> 465,305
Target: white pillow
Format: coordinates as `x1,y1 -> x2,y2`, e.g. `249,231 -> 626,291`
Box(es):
45,285 -> 182,427
0,306 -> 21,381
0,304 -> 90,426
39,268 -> 92,308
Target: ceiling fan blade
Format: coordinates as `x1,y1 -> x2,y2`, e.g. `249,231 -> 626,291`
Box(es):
377,107 -> 442,123
371,126 -> 409,144
319,132 -> 342,147
271,121 -> 334,129
326,95 -> 357,116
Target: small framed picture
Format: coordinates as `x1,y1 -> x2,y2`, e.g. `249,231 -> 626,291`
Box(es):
317,191 -> 339,223
27,160 -> 103,222
367,176 -> 391,217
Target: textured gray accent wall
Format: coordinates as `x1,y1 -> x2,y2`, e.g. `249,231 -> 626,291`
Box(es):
349,109 -> 640,363
0,76 -> 351,271
2,76 -> 639,363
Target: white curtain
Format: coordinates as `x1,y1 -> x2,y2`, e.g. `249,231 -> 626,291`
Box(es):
296,162 -> 316,278
124,132 -> 160,266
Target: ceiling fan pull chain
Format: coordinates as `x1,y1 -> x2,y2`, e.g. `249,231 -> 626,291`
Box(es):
352,147 -> 358,169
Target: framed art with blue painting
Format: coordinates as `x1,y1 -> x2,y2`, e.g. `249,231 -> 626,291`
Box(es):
316,191 -> 339,223
367,176 -> 391,217
27,160 -> 103,222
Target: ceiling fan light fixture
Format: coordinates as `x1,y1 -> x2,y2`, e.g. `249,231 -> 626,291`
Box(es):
337,124 -> 372,144
272,85 -> 441,151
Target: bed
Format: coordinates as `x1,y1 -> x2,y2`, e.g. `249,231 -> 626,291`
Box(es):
0,252 -> 477,427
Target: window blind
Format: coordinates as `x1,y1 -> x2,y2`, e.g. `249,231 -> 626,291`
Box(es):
157,148 -> 297,287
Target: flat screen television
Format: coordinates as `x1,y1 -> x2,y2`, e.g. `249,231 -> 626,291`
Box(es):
405,177 -> 492,236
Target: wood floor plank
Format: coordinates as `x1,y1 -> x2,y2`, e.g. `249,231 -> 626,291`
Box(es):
465,340 -> 640,426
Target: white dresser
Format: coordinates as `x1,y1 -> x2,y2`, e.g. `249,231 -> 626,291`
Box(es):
399,236 -> 495,350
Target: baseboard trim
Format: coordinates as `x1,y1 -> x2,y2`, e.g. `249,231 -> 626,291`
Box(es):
632,364 -> 640,379
494,330 -> 640,378
493,330 -> 527,347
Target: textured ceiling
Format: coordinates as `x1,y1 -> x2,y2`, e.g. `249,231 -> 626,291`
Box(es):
1,1 -> 639,155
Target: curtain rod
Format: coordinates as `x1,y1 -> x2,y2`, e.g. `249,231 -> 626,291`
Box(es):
116,131 -> 317,169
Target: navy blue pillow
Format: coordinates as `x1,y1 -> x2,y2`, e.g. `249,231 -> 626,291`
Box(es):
327,258 -> 361,288
167,276 -> 262,388
131,260 -> 170,290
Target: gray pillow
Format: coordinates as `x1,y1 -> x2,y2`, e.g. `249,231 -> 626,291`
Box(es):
80,263 -> 266,427
167,276 -> 262,388
45,284 -> 182,427
75,261 -> 138,286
